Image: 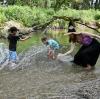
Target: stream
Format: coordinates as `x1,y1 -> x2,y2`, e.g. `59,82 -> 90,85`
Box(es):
0,29 -> 100,99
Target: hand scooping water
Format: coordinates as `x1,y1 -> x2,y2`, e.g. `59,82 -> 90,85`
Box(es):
57,53 -> 74,65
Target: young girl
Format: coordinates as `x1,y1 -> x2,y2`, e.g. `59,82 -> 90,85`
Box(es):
41,37 -> 60,59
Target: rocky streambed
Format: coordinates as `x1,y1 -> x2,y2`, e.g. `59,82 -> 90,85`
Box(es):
0,45 -> 100,99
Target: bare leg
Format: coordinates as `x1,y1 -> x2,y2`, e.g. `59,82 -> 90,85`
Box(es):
48,50 -> 56,60
48,51 -> 53,59
49,53 -> 56,60
52,54 -> 56,59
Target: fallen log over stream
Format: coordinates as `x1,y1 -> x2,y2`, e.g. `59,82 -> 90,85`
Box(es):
32,16 -> 100,33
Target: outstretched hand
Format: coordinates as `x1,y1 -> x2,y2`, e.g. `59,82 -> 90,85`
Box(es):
57,53 -> 65,59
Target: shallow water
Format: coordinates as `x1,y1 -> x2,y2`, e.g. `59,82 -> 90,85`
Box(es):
0,29 -> 100,99
0,45 -> 100,99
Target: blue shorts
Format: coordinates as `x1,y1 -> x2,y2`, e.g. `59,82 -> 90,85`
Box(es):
9,51 -> 18,62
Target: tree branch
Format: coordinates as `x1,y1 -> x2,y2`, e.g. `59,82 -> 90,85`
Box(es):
32,16 -> 100,33
76,21 -> 100,33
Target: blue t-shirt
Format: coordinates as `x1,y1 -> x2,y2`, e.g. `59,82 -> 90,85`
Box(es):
47,39 -> 60,50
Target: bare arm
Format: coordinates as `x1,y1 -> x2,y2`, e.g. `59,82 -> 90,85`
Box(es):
20,35 -> 31,41
57,42 -> 75,58
82,32 -> 100,39
63,42 -> 75,55
65,32 -> 100,39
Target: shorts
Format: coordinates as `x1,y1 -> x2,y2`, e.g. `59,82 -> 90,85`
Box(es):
9,51 -> 18,62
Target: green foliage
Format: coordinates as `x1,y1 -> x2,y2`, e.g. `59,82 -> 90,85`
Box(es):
0,13 -> 7,24
0,6 -> 54,26
55,9 -> 99,23
95,14 -> 100,20
0,6 -> 100,27
1,0 -> 100,10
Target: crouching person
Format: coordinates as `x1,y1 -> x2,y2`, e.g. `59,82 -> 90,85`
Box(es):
41,37 -> 60,59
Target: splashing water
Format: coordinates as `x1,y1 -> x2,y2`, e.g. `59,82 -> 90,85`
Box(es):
0,43 -> 9,67
0,44 -> 100,99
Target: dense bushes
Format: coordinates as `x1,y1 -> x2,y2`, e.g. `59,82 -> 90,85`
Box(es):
0,6 -> 54,26
0,6 -> 100,27
56,9 -> 100,22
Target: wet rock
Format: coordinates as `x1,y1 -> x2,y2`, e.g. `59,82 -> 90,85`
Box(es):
0,21 -> 23,38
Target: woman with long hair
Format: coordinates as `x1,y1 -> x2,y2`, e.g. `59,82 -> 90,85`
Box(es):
58,21 -> 100,70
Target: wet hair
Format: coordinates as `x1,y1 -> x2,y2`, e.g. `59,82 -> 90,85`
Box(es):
41,37 -> 48,42
8,26 -> 19,33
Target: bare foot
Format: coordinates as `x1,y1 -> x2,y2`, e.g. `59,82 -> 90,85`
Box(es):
84,64 -> 92,71
52,56 -> 56,60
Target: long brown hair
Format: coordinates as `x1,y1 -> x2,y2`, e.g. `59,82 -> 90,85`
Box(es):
69,33 -> 83,43
69,34 -> 77,43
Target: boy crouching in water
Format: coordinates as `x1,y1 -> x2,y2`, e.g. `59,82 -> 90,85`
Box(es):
8,26 -> 31,66
41,37 -> 60,59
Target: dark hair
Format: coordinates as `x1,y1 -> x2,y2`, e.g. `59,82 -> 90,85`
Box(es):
68,21 -> 76,32
68,21 -> 75,27
69,34 -> 77,43
41,37 -> 47,42
8,26 -> 19,33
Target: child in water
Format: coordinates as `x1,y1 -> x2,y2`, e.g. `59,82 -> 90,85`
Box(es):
8,26 -> 31,66
41,37 -> 60,59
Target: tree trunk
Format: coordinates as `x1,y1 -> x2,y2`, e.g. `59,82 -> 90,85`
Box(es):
8,0 -> 16,5
82,0 -> 90,9
94,0 -> 99,9
32,16 -> 100,33
91,0 -> 94,8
